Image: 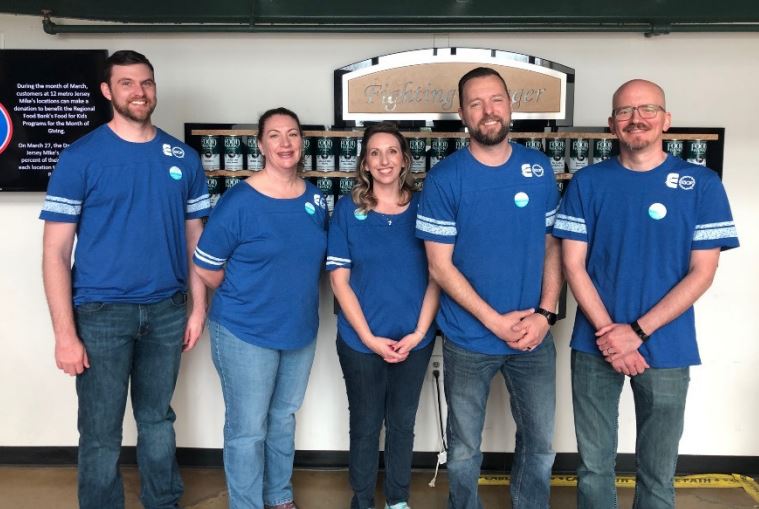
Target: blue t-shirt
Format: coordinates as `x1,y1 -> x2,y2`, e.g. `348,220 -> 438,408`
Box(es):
39,124 -> 210,305
553,155 -> 739,368
415,143 -> 560,355
326,193 -> 435,353
193,181 -> 328,350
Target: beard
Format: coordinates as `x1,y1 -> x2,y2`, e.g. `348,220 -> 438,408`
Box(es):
468,116 -> 510,146
620,122 -> 654,151
111,95 -> 156,123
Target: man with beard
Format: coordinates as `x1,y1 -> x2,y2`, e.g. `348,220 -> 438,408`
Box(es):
554,79 -> 738,508
40,50 -> 210,509
416,67 -> 562,509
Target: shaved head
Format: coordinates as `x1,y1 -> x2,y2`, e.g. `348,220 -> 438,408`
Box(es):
612,79 -> 666,112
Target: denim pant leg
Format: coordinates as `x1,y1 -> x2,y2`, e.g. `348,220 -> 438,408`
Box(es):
384,341 -> 434,506
500,333 -> 556,509
443,339 -> 503,509
337,339 -> 387,509
130,293 -> 187,509
75,302 -> 138,509
571,350 -> 625,509
263,339 -> 316,506
631,367 -> 690,509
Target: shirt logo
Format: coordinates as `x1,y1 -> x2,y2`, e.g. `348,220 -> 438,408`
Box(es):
169,166 -> 183,180
163,143 -> 172,156
314,194 -> 326,209
304,202 -> 316,215
532,164 -> 545,177
354,209 -> 368,221
514,192 -> 529,208
172,146 -> 185,158
648,202 -> 667,220
0,101 -> 13,155
521,163 -> 545,178
666,172 -> 696,190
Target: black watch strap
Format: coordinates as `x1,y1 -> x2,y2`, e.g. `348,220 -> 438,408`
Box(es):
535,307 -> 557,326
631,320 -> 650,342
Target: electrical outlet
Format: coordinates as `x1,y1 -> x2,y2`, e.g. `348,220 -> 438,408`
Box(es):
429,354 -> 443,380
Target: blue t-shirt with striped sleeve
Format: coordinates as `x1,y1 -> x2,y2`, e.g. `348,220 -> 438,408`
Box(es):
39,124 -> 210,305
415,143 -> 560,355
326,193 -> 435,353
553,155 -> 739,368
193,181 -> 327,350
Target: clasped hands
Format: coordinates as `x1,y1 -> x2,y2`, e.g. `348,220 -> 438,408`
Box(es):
595,323 -> 650,376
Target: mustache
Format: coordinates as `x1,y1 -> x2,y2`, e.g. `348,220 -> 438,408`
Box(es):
479,116 -> 504,125
623,122 -> 649,132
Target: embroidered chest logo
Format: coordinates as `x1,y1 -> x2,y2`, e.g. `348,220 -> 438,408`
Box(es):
162,143 -> 185,158
521,163 -> 545,178
665,172 -> 696,191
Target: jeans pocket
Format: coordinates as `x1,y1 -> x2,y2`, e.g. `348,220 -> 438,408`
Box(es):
75,302 -> 106,314
170,292 -> 188,306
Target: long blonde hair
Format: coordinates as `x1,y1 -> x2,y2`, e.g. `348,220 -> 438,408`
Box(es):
352,122 -> 415,212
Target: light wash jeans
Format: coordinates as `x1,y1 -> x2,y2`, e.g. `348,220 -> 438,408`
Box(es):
572,350 -> 690,509
75,292 -> 187,509
444,335 -> 556,509
210,320 -> 316,509
337,338 -> 434,509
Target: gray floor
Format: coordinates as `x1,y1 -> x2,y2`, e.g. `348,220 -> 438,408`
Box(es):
0,466 -> 757,508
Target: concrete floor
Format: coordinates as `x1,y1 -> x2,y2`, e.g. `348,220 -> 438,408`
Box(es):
0,467 -> 757,508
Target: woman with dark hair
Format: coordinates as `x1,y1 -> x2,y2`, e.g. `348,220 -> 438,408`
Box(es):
193,107 -> 327,509
327,122 -> 439,509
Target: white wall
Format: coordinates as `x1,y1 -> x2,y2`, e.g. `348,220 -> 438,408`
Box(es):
1,14 -> 757,457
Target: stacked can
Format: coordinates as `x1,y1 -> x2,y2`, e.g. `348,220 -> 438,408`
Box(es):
686,140 -> 707,166
315,176 -> 335,214
409,135 -> 427,174
524,137 -> 544,152
568,138 -> 590,173
223,135 -> 244,171
225,176 -> 243,190
545,138 -> 567,175
302,136 -> 315,172
207,175 -> 224,208
244,135 -> 264,171
316,132 -> 336,172
592,138 -> 615,165
664,139 -> 684,159
339,134 -> 359,172
429,137 -> 451,169
454,136 -> 469,152
200,135 -> 221,171
338,176 -> 355,202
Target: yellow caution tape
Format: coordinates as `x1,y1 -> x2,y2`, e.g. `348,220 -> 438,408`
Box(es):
478,473 -> 759,502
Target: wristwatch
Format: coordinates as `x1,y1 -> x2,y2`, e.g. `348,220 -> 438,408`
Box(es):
630,320 -> 650,342
535,307 -> 557,326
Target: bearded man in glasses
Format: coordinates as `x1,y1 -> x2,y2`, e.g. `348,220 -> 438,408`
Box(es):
553,79 -> 739,509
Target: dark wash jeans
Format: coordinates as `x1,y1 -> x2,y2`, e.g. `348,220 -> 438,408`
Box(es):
572,350 -> 690,509
444,335 -> 557,509
74,292 -> 187,509
337,337 -> 434,509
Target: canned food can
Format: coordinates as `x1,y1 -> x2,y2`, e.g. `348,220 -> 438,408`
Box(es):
315,176 -> 335,214
665,139 -> 684,159
244,135 -> 264,171
545,138 -> 566,174
429,138 -> 451,169
454,136 -> 470,151
225,176 -> 243,189
338,136 -> 359,172
409,136 -> 427,173
302,137 -> 315,172
316,136 -> 336,172
223,135 -> 244,171
338,177 -> 355,201
592,139 -> 614,164
206,175 -> 224,208
568,138 -> 590,173
524,138 -> 544,152
413,176 -> 425,192
200,135 -> 220,171
686,140 -> 707,166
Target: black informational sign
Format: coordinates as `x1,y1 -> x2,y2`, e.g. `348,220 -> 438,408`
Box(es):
0,49 -> 110,191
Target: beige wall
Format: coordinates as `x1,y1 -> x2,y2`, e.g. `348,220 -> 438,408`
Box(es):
0,14 -> 757,457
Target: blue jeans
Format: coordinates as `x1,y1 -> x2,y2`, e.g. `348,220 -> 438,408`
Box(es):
337,338 -> 434,509
444,336 -> 556,509
571,350 -> 690,509
210,321 -> 316,509
74,292 -> 187,509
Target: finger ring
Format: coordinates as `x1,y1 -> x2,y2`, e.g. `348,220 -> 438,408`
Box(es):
525,346 -> 533,352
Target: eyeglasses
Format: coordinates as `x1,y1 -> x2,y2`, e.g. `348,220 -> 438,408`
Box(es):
612,104 -> 665,121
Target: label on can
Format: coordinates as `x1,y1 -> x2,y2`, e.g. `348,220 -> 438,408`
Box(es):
413,177 -> 425,192
568,138 -> 589,173
225,176 -> 242,189
524,138 -> 543,152
315,177 -> 335,213
316,137 -> 335,172
339,137 -> 359,171
244,135 -> 264,171
686,140 -> 707,166
546,138 -> 566,174
455,137 -> 470,151
665,139 -> 684,159
592,139 -> 614,164
224,135 -> 244,171
200,135 -> 220,171
302,137 -> 315,171
338,176 -> 355,197
206,175 -> 223,195
430,138 -> 450,169
409,137 -> 427,173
